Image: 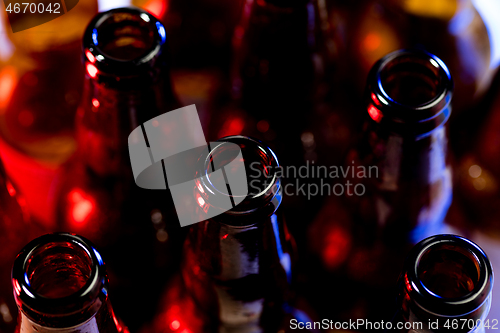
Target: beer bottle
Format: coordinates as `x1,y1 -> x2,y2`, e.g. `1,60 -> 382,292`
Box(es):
144,136 -> 316,333
211,0 -> 348,248
390,234 -> 493,333
11,233 -> 128,333
336,0 -> 495,116
211,0 -> 342,163
55,7 -> 180,331
307,49 -> 454,320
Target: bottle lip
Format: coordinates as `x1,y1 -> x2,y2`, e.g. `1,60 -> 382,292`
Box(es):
196,135 -> 282,226
11,233 -> 107,324
366,49 -> 453,139
404,234 -> 494,317
82,7 -> 167,79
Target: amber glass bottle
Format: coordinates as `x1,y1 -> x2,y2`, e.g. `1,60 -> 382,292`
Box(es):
144,136 -> 316,333
307,49 -> 454,320
335,0 -> 494,116
55,7 -> 180,331
0,0 -> 98,226
12,233 -> 128,333
391,234 -> 493,333
210,0 -> 341,163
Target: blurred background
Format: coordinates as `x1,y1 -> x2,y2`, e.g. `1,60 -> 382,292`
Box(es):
1,0 -> 500,331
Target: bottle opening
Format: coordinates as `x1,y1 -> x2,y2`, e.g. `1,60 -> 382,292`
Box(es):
405,235 -> 493,317
12,233 -> 106,322
94,12 -> 156,61
417,244 -> 479,299
26,241 -> 93,299
205,140 -> 276,198
198,136 -> 281,219
379,54 -> 445,107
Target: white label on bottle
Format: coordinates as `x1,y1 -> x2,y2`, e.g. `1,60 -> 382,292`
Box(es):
20,312 -> 99,333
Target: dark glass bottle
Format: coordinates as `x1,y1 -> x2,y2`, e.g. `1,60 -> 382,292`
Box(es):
144,136 -> 315,333
0,0 -> 98,227
54,7 -> 180,331
210,0 -> 341,163
391,234 -> 493,333
334,0 -> 495,116
307,49 -> 454,320
12,233 -> 128,333
211,0 -> 348,252
0,158 -> 40,332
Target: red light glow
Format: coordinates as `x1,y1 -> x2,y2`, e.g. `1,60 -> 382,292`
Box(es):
86,64 -> 98,78
92,98 -> 100,108
170,320 -> 181,330
144,0 -> 168,18
5,180 -> 16,197
0,66 -> 17,110
86,51 -> 96,63
69,189 -> 94,224
363,32 -> 381,52
322,225 -> 351,269
218,117 -> 245,138
368,105 -> 383,123
13,279 -> 21,296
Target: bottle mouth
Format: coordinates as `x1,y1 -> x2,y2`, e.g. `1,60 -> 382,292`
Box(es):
83,7 -> 167,79
196,136 -> 282,225
12,233 -> 107,327
404,235 -> 493,317
366,49 -> 453,138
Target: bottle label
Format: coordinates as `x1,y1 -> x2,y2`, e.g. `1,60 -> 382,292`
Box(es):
20,312 -> 99,333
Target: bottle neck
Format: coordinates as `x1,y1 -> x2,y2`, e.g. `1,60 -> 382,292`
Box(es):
75,72 -> 175,176
182,136 -> 294,330
356,50 -> 453,242
182,212 -> 293,330
77,8 -> 177,176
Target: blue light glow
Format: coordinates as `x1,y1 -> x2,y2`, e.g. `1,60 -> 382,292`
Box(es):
156,21 -> 166,43
92,29 -> 98,45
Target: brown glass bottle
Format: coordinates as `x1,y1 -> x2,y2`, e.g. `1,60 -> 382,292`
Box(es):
210,0 -> 348,252
144,136 -> 316,333
0,158 -> 41,332
0,0 -> 98,226
390,234 -> 493,333
334,0 -> 494,116
54,7 -> 180,331
12,233 -> 128,333
210,0 -> 340,163
307,49 -> 454,320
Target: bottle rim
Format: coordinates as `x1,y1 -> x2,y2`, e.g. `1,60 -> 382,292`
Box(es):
404,234 -> 494,317
366,49 -> 453,139
11,233 -> 107,326
82,7 -> 167,78
196,135 -> 282,226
